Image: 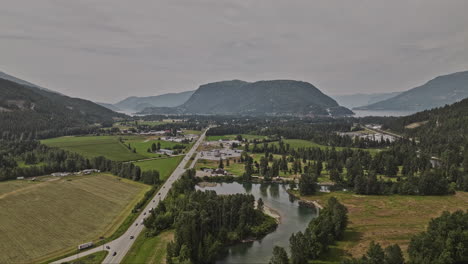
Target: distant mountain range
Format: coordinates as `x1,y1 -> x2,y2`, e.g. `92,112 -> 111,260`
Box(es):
139,80 -> 353,116
0,72 -> 124,137
333,92 -> 402,109
355,71 -> 468,111
100,90 -> 195,113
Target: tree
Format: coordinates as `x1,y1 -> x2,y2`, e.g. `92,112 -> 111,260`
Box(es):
299,172 -> 316,195
218,158 -> 224,169
257,198 -> 264,212
289,232 -> 308,264
384,244 -> 404,264
226,159 -> 230,167
270,246 -> 289,264
363,241 -> 385,264
151,143 -> 157,152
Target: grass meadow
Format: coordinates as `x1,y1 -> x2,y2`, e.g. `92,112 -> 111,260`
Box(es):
298,191 -> 468,263
0,174 -> 150,263
133,156 -> 184,180
122,229 -> 174,264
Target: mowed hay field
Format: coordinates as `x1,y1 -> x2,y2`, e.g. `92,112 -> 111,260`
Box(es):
42,135 -> 146,161
0,174 -> 150,263
299,191 -> 468,263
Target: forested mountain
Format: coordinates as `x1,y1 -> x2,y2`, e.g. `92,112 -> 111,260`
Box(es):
140,80 -> 353,116
0,78 -> 125,138
382,97 -> 468,155
333,92 -> 401,108
355,71 -> 468,111
109,90 -> 195,112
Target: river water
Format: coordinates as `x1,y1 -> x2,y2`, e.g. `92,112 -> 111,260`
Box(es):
195,182 -> 317,264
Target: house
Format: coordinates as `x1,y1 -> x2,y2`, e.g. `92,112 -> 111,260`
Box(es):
82,169 -> 100,175
212,168 -> 227,176
16,177 -> 24,180
51,172 -> 71,177
157,149 -> 174,155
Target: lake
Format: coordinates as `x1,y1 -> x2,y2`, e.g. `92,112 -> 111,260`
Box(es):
196,182 -> 317,264
352,109 -> 416,117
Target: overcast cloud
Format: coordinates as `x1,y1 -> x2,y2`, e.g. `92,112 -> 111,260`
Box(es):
1,0 -> 468,102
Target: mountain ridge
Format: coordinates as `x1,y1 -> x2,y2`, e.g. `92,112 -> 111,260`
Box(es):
355,71 -> 468,111
140,79 -> 353,116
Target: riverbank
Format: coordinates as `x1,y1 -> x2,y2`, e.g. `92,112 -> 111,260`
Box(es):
287,189 -> 323,210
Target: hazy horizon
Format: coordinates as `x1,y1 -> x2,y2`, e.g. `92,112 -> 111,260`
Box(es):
2,0 -> 468,102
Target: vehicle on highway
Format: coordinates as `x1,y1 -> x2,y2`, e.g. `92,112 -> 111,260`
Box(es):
112,252 -> 117,256
130,236 -> 134,239
135,223 -> 138,226
106,246 -> 110,249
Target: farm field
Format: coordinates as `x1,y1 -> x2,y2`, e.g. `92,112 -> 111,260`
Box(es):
133,156 -> 184,180
42,135 -> 189,161
298,191 -> 468,263
122,229 -> 174,264
0,174 -> 150,264
41,135 -> 146,161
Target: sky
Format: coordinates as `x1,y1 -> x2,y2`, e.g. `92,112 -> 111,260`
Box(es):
1,0 -> 468,103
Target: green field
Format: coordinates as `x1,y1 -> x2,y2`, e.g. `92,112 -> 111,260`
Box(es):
133,156 -> 184,180
298,191 -> 468,263
0,174 -> 150,263
42,135 -> 146,161
122,229 -> 174,264
42,135 -> 189,161
67,251 -> 108,264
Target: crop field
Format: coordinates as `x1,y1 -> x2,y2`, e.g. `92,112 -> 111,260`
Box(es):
42,135 -> 146,161
133,156 -> 184,180
42,135 -> 189,161
0,174 -> 150,263
122,229 -> 174,264
298,191 -> 468,263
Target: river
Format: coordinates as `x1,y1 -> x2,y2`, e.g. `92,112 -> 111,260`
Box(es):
196,182 -> 317,264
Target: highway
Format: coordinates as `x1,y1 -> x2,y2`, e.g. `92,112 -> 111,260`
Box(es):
53,128 -> 208,264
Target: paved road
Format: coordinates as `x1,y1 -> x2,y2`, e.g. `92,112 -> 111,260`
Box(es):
53,128 -> 208,264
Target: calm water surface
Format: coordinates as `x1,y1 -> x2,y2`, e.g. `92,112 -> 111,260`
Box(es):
196,182 -> 317,264
352,109 -> 416,117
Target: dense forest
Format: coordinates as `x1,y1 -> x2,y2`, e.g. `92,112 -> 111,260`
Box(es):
143,170 -> 277,264
377,97 -> 468,156
0,78 -> 124,139
342,210 -> 468,264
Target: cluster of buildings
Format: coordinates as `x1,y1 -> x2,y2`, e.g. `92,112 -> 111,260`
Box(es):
196,168 -> 229,177
199,148 -> 243,160
50,169 -> 101,177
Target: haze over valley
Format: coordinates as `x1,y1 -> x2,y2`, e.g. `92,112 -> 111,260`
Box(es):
1,1 -> 468,264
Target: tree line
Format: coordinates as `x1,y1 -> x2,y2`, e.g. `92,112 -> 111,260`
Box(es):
0,139 -> 160,185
